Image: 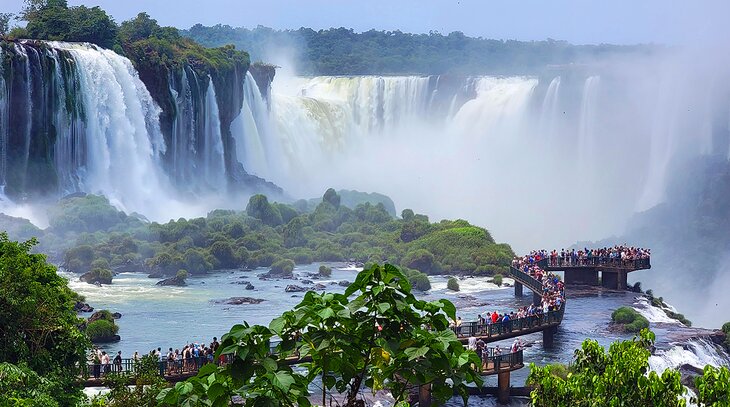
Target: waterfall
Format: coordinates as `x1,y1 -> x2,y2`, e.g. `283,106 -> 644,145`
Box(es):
170,66 -> 198,185
51,41 -> 170,216
539,76 -> 561,140
0,47 -> 7,190
577,76 -> 600,170
202,77 -> 226,189
649,338 -> 730,374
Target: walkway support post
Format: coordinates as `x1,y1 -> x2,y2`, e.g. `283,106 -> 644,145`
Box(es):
514,281 -> 523,297
419,384 -> 432,407
497,371 -> 511,404
543,325 -> 557,348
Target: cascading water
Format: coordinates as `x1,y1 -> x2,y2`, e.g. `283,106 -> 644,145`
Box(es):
539,76 -> 561,140
202,78 -> 226,190
0,47 -> 7,191
52,42 -> 170,216
170,66 -> 198,185
231,71 -> 272,178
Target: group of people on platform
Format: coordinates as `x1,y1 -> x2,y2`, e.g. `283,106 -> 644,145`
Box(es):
88,337 -> 222,378
517,245 -> 650,268
467,336 -> 525,369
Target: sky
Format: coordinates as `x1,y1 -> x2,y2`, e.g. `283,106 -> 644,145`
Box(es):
3,0 -> 730,45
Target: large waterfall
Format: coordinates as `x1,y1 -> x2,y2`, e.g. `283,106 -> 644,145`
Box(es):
231,70 -> 727,250
0,41 -> 241,219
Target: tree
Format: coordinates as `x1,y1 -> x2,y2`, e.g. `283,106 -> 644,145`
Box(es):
0,233 -> 89,406
401,208 -> 415,221
692,365 -> 730,406
318,264 -> 332,277
323,188 -> 341,208
159,264 -> 482,406
0,13 -> 13,37
246,194 -> 283,226
21,0 -> 118,49
527,329 -> 686,407
93,354 -> 168,407
447,277 -> 460,291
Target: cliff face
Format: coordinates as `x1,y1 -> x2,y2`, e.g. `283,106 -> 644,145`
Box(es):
0,39 -> 282,205
248,62 -> 277,103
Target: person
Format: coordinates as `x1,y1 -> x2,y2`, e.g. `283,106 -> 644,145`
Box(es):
101,351 -> 110,376
132,351 -> 140,361
157,347 -> 165,376
511,340 -> 518,353
455,317 -> 463,335
91,349 -> 101,379
468,336 -> 477,351
113,351 -> 122,373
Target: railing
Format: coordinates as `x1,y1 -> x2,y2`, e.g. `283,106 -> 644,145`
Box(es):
536,256 -> 651,270
479,348 -> 524,374
451,305 -> 565,339
509,266 -> 543,293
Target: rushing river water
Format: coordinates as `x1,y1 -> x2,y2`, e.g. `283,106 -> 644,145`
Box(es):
67,264 -> 730,405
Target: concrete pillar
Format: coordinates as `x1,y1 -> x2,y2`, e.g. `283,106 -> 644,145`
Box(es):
601,272 -> 618,289
497,371 -> 511,404
543,326 -> 556,348
514,281 -> 523,297
617,271 -> 627,290
419,384 -> 432,407
564,269 -> 599,286
533,292 -> 541,306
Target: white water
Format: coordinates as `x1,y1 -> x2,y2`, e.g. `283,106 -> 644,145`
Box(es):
649,338 -> 730,374
52,42 -> 172,218
202,78 -> 226,190
632,297 -> 682,324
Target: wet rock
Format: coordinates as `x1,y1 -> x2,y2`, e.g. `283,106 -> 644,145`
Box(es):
285,285 -> 307,293
313,283 -> 327,290
74,301 -> 94,313
338,280 -> 350,287
111,312 -> 122,319
156,276 -> 187,286
92,334 -> 121,344
301,279 -> 314,285
217,297 -> 265,305
245,282 -> 255,290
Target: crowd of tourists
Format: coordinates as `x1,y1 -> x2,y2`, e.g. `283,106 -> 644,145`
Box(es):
519,245 -> 650,268
88,337 -> 223,378
467,337 -> 525,368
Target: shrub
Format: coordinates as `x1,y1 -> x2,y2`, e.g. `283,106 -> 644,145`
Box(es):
176,269 -> 189,280
409,272 -> 431,291
270,259 -> 295,276
402,248 -> 435,274
492,273 -> 503,287
447,277 -> 460,291
86,319 -> 119,342
318,265 -> 332,277
611,306 -> 649,333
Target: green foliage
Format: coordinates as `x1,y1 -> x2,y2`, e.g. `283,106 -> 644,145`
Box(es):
161,264 -> 482,406
318,265 -> 332,277
323,188 -> 341,208
247,194 -> 283,226
402,248 -> 436,274
182,25 -> 655,76
270,258 -> 295,276
447,277 -> 460,291
0,13 -> 13,37
0,233 -> 88,405
176,269 -> 189,280
492,273 -> 503,287
21,0 -> 118,48
401,208 -> 415,221
82,267 -> 113,284
48,195 -> 136,234
86,319 -> 119,342
401,267 -> 431,291
57,191 -> 513,283
92,354 -> 168,407
528,329 -> 686,407
692,365 -> 730,406
0,362 -> 64,407
611,306 -> 650,333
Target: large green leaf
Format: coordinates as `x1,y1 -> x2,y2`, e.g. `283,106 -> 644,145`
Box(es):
272,371 -> 295,393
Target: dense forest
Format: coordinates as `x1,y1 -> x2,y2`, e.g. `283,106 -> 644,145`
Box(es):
181,24 -> 660,75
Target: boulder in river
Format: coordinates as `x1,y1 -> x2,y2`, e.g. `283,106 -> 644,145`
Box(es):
156,276 -> 187,286
74,301 -> 94,313
217,297 -> 265,305
338,280 -> 350,287
285,285 -> 307,293
245,282 -> 255,290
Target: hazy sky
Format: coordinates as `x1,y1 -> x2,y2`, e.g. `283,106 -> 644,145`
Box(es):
4,0 -> 729,45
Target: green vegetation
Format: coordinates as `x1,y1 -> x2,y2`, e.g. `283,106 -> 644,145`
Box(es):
80,267 -> 113,285
318,265 -> 332,277
86,319 -> 119,343
0,232 -> 89,406
492,273 -> 503,287
91,354 -> 168,407
692,365 -> 730,406
528,330 -> 686,406
269,258 -> 295,277
182,24 -> 658,76
158,264 -> 482,406
611,306 -> 650,333
54,191 -> 512,285
447,277 -> 460,291
13,0 -> 118,48
722,322 -> 730,352
176,269 -> 189,281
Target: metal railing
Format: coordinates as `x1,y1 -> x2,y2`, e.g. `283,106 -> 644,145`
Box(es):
451,305 -> 565,339
536,256 -> 651,270
479,348 -> 524,374
509,266 -> 543,292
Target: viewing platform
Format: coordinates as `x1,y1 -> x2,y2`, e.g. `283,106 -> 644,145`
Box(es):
536,257 -> 650,290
